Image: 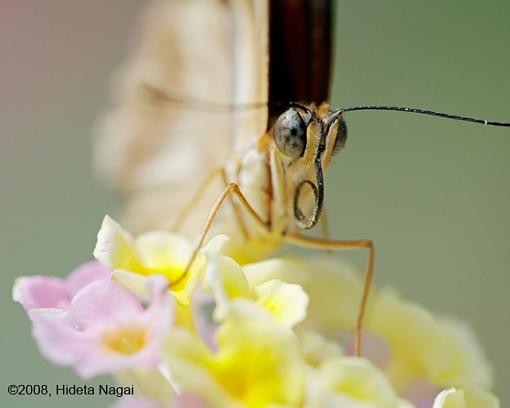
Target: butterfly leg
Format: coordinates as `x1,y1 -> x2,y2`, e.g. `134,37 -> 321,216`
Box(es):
181,182 -> 269,275
284,233 -> 375,357
171,167 -> 249,239
171,168 -> 223,232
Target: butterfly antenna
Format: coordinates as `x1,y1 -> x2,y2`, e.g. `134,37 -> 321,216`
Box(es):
141,83 -> 284,112
333,106 -> 510,127
142,85 -> 510,127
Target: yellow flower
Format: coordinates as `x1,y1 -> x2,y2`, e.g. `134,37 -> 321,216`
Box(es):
243,256 -> 362,332
432,387 -> 499,408
299,330 -> 343,368
115,368 -> 175,403
93,215 -> 204,305
91,229 -> 498,407
245,256 -> 496,404
202,236 -> 308,328
307,356 -> 405,408
163,300 -> 305,408
367,288 -> 493,392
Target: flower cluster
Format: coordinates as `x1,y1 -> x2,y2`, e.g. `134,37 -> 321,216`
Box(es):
13,215 -> 498,407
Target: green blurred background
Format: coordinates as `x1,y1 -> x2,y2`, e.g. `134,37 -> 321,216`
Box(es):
1,1 -> 508,406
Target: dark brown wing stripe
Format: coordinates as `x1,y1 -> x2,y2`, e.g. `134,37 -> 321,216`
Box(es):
268,0 -> 332,123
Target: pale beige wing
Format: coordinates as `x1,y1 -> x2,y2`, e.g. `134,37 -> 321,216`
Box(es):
228,0 -> 269,155
94,0 -> 268,234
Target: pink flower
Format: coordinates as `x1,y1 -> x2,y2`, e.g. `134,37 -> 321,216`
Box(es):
13,261 -> 111,310
111,396 -> 163,408
190,288 -> 218,352
28,275 -> 174,378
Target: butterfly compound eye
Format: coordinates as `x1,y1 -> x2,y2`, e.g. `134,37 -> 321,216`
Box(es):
274,109 -> 307,158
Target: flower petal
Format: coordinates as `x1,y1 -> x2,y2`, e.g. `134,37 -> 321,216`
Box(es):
253,279 -> 308,327
170,393 -> 211,408
113,269 -> 151,298
135,232 -> 194,280
314,357 -> 399,408
165,301 -> 305,407
114,368 -> 175,402
368,288 -> 493,390
203,250 -> 251,321
299,330 -> 343,368
13,261 -> 112,311
94,215 -> 143,271
190,288 -> 218,351
13,276 -> 69,310
66,260 -> 112,296
111,396 -> 163,408
28,308 -> 95,366
213,300 -> 305,407
145,275 -> 175,348
163,328 -> 231,407
432,387 -> 499,408
439,318 -> 493,388
433,388 -> 466,408
70,280 -> 144,328
73,278 -> 173,378
244,256 -> 362,332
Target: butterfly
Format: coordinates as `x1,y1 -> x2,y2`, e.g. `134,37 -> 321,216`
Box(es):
94,0 -> 509,356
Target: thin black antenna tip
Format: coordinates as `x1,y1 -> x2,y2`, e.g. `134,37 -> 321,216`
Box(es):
333,105 -> 510,128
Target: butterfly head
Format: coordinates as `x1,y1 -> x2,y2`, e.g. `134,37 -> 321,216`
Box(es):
272,104 -> 347,229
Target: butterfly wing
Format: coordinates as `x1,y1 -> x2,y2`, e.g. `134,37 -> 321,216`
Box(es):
95,0 -> 268,233
268,0 -> 332,120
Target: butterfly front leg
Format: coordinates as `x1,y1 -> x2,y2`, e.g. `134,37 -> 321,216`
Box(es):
179,180 -> 271,281
284,233 -> 375,358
